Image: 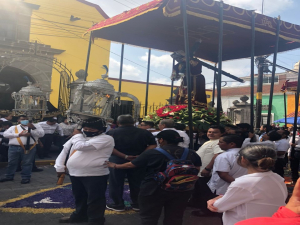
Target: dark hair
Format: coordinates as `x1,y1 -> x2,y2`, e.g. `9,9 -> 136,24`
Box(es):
236,123 -> 251,129
267,130 -> 282,141
160,119 -> 175,128
225,124 -> 237,129
142,121 -> 154,128
238,145 -> 276,171
174,123 -> 186,131
82,119 -> 106,131
283,130 -> 290,137
157,130 -> 183,145
209,125 -> 225,134
18,115 -> 27,119
2,121 -> 13,127
117,115 -> 134,125
221,135 -> 244,148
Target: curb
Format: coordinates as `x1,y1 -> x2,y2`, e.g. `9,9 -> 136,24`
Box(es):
0,160 -> 55,168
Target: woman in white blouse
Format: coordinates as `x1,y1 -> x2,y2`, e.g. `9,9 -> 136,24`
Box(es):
207,145 -> 288,225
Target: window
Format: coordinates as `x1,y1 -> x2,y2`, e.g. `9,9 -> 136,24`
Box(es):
253,76 -> 279,85
261,113 -> 274,125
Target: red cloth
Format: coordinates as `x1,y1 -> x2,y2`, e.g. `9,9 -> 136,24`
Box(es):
236,207 -> 300,225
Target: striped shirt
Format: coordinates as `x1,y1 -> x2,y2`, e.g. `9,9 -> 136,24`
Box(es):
38,121 -> 64,136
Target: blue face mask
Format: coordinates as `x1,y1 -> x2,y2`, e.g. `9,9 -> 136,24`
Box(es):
20,120 -> 29,126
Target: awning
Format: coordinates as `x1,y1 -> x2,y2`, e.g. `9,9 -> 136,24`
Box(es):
281,80 -> 298,92
88,0 -> 300,62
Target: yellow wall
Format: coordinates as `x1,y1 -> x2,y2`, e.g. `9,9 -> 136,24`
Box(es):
287,94 -> 300,115
24,0 -> 110,107
108,78 -> 212,116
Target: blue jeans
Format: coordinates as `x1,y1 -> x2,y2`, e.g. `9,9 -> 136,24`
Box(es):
5,145 -> 36,180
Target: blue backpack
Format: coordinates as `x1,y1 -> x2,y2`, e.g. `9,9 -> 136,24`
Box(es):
154,148 -> 199,192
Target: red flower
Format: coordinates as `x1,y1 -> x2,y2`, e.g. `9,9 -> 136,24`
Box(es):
170,116 -> 173,119
208,112 -> 213,115
149,115 -> 153,119
156,105 -> 187,118
205,107 -> 208,110
176,116 -> 180,119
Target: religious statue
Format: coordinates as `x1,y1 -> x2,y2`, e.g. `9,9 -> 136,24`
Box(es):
171,40 -> 207,108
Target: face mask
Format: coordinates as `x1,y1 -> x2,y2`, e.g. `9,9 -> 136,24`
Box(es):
83,131 -> 100,137
20,120 -> 29,126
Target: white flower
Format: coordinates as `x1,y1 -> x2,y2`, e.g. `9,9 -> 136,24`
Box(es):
200,119 -> 206,123
169,112 -> 175,116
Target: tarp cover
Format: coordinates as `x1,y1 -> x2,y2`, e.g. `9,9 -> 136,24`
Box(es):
88,0 -> 300,62
281,80 -> 298,92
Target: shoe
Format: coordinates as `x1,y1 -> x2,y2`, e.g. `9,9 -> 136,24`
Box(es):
21,179 -> 30,184
0,178 -> 13,182
32,167 -> 43,172
59,216 -> 88,223
106,203 -> 125,212
191,210 -> 215,217
131,203 -> 140,212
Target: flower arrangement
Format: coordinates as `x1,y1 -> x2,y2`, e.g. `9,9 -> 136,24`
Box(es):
143,105 -> 232,130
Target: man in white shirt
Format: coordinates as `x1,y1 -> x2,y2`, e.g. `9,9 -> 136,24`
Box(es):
0,113 -> 13,122
208,135 -> 247,195
190,125 -> 224,217
273,130 -> 290,177
55,119 -> 114,225
0,115 -> 44,184
152,119 -> 190,148
38,117 -> 63,158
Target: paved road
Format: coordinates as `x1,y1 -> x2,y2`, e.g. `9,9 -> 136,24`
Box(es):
0,166 -> 222,225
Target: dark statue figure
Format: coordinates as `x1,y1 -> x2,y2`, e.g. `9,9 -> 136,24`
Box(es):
171,40 -> 207,107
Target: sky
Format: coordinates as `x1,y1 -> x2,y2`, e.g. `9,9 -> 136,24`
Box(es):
88,0 -> 300,89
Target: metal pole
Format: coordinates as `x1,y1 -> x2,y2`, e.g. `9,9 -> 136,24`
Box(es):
255,59 -> 264,129
216,1 -> 224,125
181,0 -> 193,149
79,32 -> 93,112
212,63 -> 217,107
284,92 -> 287,127
170,59 -> 175,105
144,48 -> 151,116
266,16 -> 281,132
118,44 -> 125,94
250,11 -> 256,129
291,65 -> 300,158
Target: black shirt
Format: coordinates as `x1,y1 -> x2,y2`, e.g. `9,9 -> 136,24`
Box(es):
131,144 -> 202,196
107,126 -> 156,155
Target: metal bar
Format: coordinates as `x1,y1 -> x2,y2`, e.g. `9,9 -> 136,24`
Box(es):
255,59 -> 264,129
291,65 -> 300,158
201,60 -> 244,83
118,44 -> 125,94
212,63 -> 217,107
79,32 -> 93,112
266,17 -> 281,132
181,0 -> 193,149
250,11 -> 256,129
216,1 -> 224,125
170,59 -> 175,105
284,92 -> 287,127
144,48 -> 151,116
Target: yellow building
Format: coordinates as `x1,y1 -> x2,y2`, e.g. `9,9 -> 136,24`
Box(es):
0,0 -> 212,117
24,0 -> 111,107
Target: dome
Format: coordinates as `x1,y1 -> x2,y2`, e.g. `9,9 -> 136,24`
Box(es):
294,61 -> 300,71
18,82 -> 45,95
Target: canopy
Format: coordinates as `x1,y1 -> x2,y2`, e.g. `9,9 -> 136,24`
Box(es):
274,117 -> 300,125
281,80 -> 298,92
88,0 -> 300,62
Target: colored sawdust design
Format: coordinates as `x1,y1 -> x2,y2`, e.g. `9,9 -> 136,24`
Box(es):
0,183 -> 135,214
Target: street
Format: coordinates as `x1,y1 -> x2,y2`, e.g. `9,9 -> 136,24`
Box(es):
0,165 -> 222,225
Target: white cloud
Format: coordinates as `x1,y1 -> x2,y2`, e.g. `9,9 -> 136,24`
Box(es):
224,0 -> 294,14
109,58 -> 142,80
141,52 -> 173,69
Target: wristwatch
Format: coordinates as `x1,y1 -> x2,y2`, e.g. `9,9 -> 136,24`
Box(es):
205,167 -> 212,172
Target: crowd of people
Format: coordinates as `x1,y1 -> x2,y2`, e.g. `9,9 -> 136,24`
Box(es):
0,113 -> 300,225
